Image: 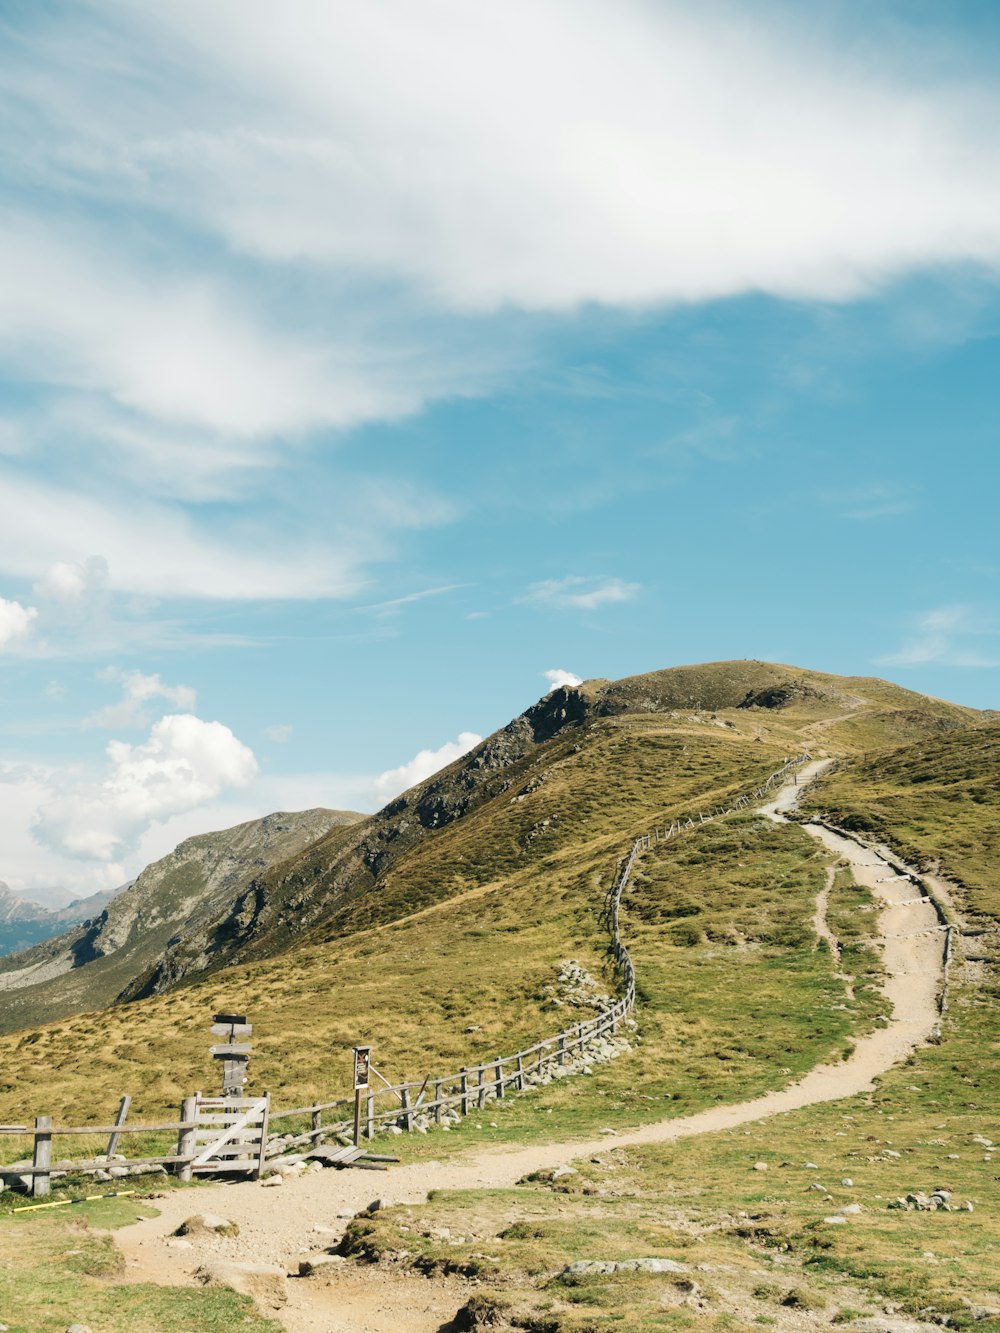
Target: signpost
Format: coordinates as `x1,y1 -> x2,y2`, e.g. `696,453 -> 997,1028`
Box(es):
353,1045 -> 371,1146
212,1013 -> 252,1097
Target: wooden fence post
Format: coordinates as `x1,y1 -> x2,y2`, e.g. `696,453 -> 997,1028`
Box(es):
558,1034 -> 567,1066
176,1097 -> 197,1182
434,1080 -> 444,1124
401,1087 -> 414,1132
495,1059 -> 504,1099
366,1092 -> 375,1139
32,1115 -> 52,1198
311,1106 -> 322,1143
460,1068 -> 469,1116
254,1093 -> 270,1180
516,1053 -> 525,1091
477,1068 -> 486,1109
106,1095 -> 131,1159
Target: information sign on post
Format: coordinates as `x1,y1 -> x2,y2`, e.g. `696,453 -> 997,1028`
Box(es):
352,1045 -> 371,1145
353,1046 -> 371,1090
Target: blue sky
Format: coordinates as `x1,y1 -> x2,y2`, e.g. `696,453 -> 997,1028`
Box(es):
0,0 -> 998,902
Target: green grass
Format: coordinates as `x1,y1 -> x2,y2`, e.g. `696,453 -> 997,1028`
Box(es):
0,1194 -> 280,1332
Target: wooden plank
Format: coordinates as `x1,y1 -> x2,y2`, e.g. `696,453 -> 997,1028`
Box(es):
106,1096 -> 131,1159
213,1012 -> 247,1025
210,1043 -> 252,1057
254,1093 -> 270,1180
210,1022 -> 252,1037
194,1112 -> 265,1125
47,1121 -> 196,1135
195,1097 -> 261,1109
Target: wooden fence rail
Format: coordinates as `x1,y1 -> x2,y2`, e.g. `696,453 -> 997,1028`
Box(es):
1,753 -> 808,1195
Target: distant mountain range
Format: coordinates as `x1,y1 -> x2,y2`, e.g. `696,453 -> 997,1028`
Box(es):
0,806 -> 362,1032
0,881 -> 118,958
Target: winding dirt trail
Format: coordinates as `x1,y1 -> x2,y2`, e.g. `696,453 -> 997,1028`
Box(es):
115,761 -> 948,1332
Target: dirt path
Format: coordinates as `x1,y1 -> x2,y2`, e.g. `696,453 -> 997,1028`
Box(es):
115,761 -> 948,1332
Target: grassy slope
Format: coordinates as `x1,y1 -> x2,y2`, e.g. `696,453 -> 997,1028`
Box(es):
344,718 -> 1000,1330
0,1194 -> 280,1332
1,720 -> 800,1129
0,665 -> 992,1332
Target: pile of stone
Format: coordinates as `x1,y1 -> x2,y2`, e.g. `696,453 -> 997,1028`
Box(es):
887,1189 -> 973,1212
547,959 -> 612,1012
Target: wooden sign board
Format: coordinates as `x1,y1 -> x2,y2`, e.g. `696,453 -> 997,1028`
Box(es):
353,1046 -> 371,1090
211,1043 -> 253,1058
213,1012 -> 247,1025
210,1022 -> 252,1038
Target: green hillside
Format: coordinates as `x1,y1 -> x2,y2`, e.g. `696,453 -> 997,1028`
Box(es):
0,662 -> 996,1332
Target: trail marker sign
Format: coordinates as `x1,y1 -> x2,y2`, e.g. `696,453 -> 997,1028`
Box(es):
353,1046 -> 371,1090
212,1013 -> 252,1097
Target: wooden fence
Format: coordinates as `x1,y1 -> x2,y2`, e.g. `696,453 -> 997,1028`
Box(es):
1,753 -> 809,1195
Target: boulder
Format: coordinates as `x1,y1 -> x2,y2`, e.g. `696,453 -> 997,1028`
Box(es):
175,1213 -> 240,1239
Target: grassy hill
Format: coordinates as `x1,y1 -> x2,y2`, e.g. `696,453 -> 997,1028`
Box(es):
0,660 -> 996,1331
0,661 -> 981,1126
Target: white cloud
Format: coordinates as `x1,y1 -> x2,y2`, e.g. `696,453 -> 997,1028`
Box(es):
0,471 -> 367,601
373,731 -> 482,806
879,604 -> 1000,669
0,596 -> 38,650
62,0 -> 1000,315
84,667 -> 197,730
543,668 -> 583,692
264,724 -> 293,743
32,713 -> 259,862
0,212 -> 446,440
33,558 -> 105,604
523,576 -> 639,612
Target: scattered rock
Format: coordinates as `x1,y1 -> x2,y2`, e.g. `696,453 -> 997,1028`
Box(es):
66,1326 -> 93,1333
260,1174 -> 283,1188
563,1257 -> 687,1277
822,1215 -> 848,1225
551,1165 -> 578,1180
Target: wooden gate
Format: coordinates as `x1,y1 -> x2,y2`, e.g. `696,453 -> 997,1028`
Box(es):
186,1094 -> 270,1177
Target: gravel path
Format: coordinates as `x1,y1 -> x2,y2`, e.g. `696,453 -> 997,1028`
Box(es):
115,762 -> 948,1331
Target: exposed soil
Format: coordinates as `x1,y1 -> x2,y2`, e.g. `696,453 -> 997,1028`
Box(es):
115,761 -> 949,1332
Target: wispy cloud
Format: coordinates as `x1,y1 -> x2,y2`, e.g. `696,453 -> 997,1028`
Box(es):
83,667 -> 197,730
522,576 -> 639,612
879,604 -> 1000,668
356,584 -> 471,618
